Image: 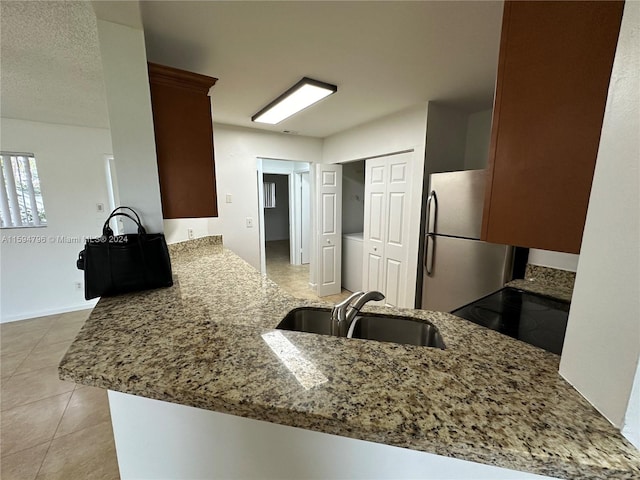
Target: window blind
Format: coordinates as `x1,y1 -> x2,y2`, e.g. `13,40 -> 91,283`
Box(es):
264,182 -> 276,208
0,153 -> 47,228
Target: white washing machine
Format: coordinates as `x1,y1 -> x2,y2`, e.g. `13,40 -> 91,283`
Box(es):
342,232 -> 363,293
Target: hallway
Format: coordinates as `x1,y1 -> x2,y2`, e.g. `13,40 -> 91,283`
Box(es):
265,240 -> 351,304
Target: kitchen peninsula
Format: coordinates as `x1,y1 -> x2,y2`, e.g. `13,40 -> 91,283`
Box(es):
59,237 -> 640,479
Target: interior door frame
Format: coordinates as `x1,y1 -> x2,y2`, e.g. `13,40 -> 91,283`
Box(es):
294,170 -> 311,265
257,159 -> 267,275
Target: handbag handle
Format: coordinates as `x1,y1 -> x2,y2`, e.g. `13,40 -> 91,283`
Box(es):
107,206 -> 143,225
103,212 -> 147,237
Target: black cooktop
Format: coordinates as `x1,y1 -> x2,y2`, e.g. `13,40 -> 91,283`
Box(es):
450,287 -> 570,355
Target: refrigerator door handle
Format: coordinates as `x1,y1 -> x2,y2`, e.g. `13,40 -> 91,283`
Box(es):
426,190 -> 437,234
425,233 -> 435,275
425,190 -> 437,276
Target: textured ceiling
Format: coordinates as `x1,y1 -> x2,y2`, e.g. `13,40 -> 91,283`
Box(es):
1,1 -> 109,129
1,1 -> 503,138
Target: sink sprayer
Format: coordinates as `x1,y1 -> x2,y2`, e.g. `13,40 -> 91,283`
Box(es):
330,291 -> 385,336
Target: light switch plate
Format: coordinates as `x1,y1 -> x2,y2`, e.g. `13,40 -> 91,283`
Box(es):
226,194 -> 232,203
246,217 -> 254,228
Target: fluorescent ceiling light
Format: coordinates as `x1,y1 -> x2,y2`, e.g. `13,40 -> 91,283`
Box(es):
252,77 -> 337,125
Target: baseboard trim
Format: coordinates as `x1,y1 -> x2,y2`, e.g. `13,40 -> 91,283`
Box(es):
1,301 -> 98,324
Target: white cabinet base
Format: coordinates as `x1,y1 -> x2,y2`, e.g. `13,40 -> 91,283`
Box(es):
108,390 -> 556,480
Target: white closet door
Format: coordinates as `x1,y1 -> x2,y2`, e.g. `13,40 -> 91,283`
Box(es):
315,164 -> 342,297
382,152 -> 412,307
362,158 -> 387,293
362,152 -> 412,307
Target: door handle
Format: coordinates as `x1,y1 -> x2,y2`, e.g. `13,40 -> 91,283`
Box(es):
425,190 -> 437,234
425,233 -> 435,276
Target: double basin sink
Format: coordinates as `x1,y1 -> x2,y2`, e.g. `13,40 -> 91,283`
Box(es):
276,307 -> 445,349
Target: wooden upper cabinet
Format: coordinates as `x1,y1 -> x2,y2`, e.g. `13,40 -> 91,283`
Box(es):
148,63 -> 218,219
481,1 -> 624,254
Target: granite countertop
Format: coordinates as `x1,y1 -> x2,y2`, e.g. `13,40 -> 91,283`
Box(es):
506,265 -> 576,303
59,238 -> 640,479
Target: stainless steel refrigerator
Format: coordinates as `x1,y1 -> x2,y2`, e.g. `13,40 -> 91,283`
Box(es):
421,170 -> 513,312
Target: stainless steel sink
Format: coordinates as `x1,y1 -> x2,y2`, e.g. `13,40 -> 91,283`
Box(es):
348,313 -> 445,349
276,307 -> 445,349
276,307 -> 334,336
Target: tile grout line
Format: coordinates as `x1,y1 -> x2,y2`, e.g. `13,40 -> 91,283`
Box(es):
32,323 -> 86,351
4,328 -> 84,380
33,385 -> 76,479
0,313 -> 91,477
2,337 -> 48,382
0,439 -> 52,465
1,317 -> 85,405
48,413 -> 112,442
1,367 -> 77,413
0,388 -> 73,458
9,338 -> 79,376
0,314 -> 63,375
0,388 -> 75,415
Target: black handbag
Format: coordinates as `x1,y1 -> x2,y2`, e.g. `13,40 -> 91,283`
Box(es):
77,207 -> 173,300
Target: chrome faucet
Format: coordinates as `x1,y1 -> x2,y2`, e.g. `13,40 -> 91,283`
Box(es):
331,290 -> 385,336
331,291 -> 363,335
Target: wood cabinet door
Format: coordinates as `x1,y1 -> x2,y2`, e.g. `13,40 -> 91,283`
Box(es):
148,63 -> 218,219
482,1 -> 624,254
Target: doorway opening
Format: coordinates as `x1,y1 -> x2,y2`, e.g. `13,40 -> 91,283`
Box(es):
258,159 -> 312,298
263,173 -> 292,270
331,151 -> 414,308
340,160 -> 365,294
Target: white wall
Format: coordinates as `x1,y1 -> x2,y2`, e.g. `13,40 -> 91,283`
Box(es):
163,217 -> 222,244
93,20 -> 222,245
263,174 -> 290,241
528,249 -> 580,273
321,105 -> 428,307
342,160 -> 365,234
622,360 -> 640,448
213,124 -> 322,270
559,0 -> 639,437
262,159 -> 304,174
97,18 -> 217,245
322,104 -> 428,164
424,102 -> 468,176
0,119 -> 112,322
96,20 -> 164,234
464,109 -> 492,170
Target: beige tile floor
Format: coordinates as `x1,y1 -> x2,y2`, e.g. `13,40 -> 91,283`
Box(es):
265,239 -> 352,304
1,310 -> 119,480
0,245 -> 345,479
